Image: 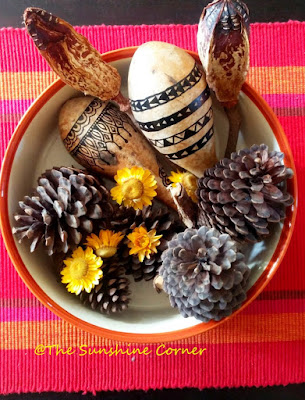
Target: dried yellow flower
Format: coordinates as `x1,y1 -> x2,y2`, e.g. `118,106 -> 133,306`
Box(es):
85,230 -> 124,258
169,171 -> 198,203
111,166 -> 157,210
61,247 -> 103,295
127,226 -> 162,263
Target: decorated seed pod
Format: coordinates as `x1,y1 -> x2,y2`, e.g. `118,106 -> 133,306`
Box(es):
128,41 -> 217,177
59,97 -> 175,209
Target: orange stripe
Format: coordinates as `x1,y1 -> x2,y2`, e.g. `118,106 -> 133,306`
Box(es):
0,67 -> 305,100
1,313 -> 304,349
247,66 -> 305,95
0,72 -> 57,100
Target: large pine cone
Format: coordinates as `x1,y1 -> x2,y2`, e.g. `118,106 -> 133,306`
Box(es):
159,227 -> 250,322
13,167 -> 113,255
112,205 -> 184,282
197,144 -> 294,242
79,263 -> 130,314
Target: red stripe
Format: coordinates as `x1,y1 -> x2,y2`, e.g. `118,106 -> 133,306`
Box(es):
0,307 -> 59,322
0,100 -> 33,114
243,299 -> 305,314
250,21 -> 305,67
0,238 -> 35,300
1,22 -> 305,72
0,342 -> 304,393
263,94 -> 305,108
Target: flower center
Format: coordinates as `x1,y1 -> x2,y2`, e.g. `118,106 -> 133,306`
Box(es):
96,246 -> 117,258
135,235 -> 150,249
121,178 -> 144,200
69,258 -> 88,280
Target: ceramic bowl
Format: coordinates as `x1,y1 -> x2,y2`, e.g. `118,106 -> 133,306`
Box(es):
0,47 -> 297,343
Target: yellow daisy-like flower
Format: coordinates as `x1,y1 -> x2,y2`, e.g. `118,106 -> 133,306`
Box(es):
169,171 -> 198,203
85,229 -> 124,258
127,226 -> 163,262
111,166 -> 157,210
61,247 -> 103,295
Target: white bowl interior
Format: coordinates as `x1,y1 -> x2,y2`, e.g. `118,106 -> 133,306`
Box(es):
8,57 -> 281,334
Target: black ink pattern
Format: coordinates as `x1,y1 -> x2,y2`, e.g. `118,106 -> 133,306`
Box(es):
130,63 -> 202,112
166,126 -> 214,160
149,107 -> 213,149
64,99 -> 132,171
158,166 -> 172,187
63,98 -> 101,152
137,86 -> 210,132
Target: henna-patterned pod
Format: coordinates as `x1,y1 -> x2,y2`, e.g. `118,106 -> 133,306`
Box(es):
128,42 -> 217,177
197,0 -> 250,108
59,96 -> 175,208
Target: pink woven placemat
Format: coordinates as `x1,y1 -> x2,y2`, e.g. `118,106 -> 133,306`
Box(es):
0,22 -> 305,394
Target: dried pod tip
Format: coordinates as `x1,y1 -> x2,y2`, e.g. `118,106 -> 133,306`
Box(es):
23,7 -> 67,51
112,92 -> 131,112
197,0 -> 250,107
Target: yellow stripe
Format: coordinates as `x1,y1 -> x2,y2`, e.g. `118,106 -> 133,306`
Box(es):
1,67 -> 305,100
0,71 -> 57,100
1,313 -> 304,349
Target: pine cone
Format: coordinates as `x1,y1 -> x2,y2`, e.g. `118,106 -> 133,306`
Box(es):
13,167 -> 113,255
197,144 -> 294,242
79,263 -> 130,314
112,205 -> 184,282
159,226 -> 250,322
110,205 -> 138,235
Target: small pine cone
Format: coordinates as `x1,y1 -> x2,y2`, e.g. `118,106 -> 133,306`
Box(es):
197,144 -> 294,242
159,226 -> 250,322
110,205 -> 138,235
13,167 -> 113,255
79,263 -> 131,314
113,205 -> 184,282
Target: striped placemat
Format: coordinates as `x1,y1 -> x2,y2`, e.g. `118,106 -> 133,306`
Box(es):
0,22 -> 304,393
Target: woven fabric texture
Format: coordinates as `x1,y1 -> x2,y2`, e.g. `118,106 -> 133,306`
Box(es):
0,22 -> 304,394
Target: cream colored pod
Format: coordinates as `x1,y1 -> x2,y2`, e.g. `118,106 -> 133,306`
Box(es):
128,41 -> 217,177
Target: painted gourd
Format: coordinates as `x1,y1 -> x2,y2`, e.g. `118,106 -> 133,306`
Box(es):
128,41 -> 217,177
59,96 -> 175,208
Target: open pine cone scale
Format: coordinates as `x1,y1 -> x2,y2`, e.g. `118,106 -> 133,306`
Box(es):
13,167 -> 113,255
197,145 -> 294,242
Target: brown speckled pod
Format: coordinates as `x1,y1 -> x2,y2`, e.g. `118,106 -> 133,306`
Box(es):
23,7 -> 129,110
197,0 -> 250,108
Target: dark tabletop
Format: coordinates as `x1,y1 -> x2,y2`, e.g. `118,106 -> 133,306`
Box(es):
1,0 -> 305,27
